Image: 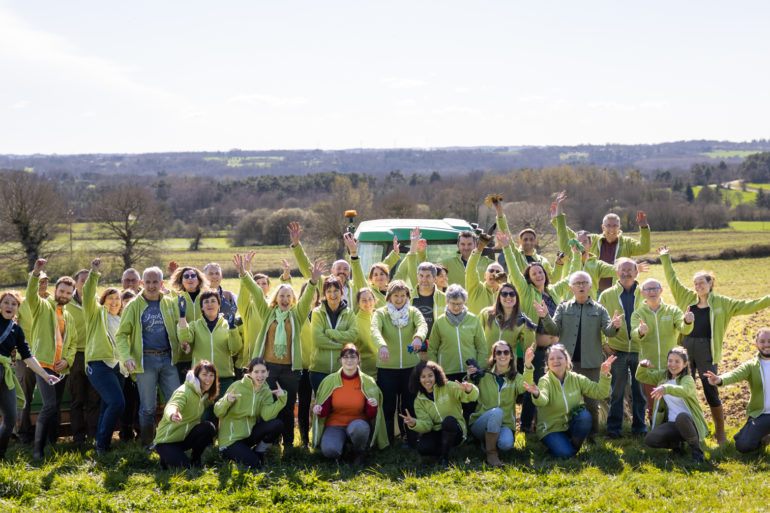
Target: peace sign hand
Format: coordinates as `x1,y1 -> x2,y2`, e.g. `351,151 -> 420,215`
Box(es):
533,299 -> 549,318
601,355 -> 617,377
611,310 -> 624,329
455,380 -> 474,393
398,409 -> 417,428
271,383 -> 285,397
227,392 -> 242,403
703,370 -> 722,386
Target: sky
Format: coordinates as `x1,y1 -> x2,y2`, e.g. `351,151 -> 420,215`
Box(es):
1,0 -> 769,154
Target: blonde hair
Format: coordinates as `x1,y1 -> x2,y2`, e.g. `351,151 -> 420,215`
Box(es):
693,270 -> 716,291
269,284 -> 297,308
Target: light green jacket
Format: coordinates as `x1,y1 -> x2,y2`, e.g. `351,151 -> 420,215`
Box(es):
412,381 -> 479,437
153,375 -> 212,445
178,316 -> 242,378
440,252 -> 494,288
355,310 -> 378,376
292,243 -> 355,307
479,307 -> 534,357
635,366 -> 708,440
465,250 -> 499,315
718,355 -> 770,419
496,214 -> 560,282
64,294 -> 87,352
426,312 -> 487,375
214,375 -> 287,449
311,368 -> 388,450
371,306 -> 428,369
661,253 -> 770,363
468,366 -> 533,430
598,281 -> 644,353
116,292 -> 181,373
350,252 -> 401,309
168,289 -> 204,364
631,302 -> 693,369
83,270 -> 125,369
310,302 -> 359,374
25,273 -> 77,373
532,370 -> 611,438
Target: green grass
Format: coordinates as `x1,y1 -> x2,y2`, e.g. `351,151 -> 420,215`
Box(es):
699,150 -> 759,159
727,221 -> 770,231
691,185 -> 757,205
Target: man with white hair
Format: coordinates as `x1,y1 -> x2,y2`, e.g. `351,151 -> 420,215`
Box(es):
116,266 -> 181,449
535,270 -> 624,438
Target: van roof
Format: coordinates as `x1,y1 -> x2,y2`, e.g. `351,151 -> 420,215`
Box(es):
354,218 -> 473,242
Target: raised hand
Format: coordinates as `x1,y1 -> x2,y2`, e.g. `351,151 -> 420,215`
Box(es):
637,319 -> 648,336
650,386 -> 666,400
33,258 -> 47,276
416,238 -> 427,252
703,370 -> 722,386
367,397 -> 378,408
227,391 -> 242,403
398,408 -> 417,428
410,227 -> 421,243
637,210 -> 648,228
170,411 -> 183,423
496,230 -> 512,249
684,306 -> 694,324
310,260 -> 327,283
656,245 -> 669,256
244,249 -> 256,273
522,381 -> 540,397
524,343 -> 535,367
611,310 -> 624,329
552,190 -> 567,218
91,258 -> 101,273
271,383 -> 285,397
378,346 -> 390,363
637,261 -> 650,273
600,355 -> 617,377
287,222 -> 302,246
533,299 -> 549,318
167,261 -> 179,275
343,232 -> 359,256
281,258 -> 291,280
455,380 -> 474,393
393,235 -> 400,255
232,254 -> 245,275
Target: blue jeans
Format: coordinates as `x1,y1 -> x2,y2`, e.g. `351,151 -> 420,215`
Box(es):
541,409 -> 592,458
607,350 -> 646,435
135,354 -> 180,428
470,408 -> 515,451
87,361 -> 126,450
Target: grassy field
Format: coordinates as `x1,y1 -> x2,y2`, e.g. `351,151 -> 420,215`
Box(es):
691,185 -> 757,205
699,150 -> 759,159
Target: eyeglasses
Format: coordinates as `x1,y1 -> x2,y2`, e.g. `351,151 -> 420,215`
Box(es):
341,354 -> 358,360
182,273 -> 197,279
642,286 -> 661,292
495,350 -> 511,356
572,281 -> 590,287
499,291 -> 516,298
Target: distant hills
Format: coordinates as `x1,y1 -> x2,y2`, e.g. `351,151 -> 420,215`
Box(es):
2,140 -> 770,178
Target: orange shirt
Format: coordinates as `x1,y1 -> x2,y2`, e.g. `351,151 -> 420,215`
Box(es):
326,374 -> 367,427
42,306 -> 65,371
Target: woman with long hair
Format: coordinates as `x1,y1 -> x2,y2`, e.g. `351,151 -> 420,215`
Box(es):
168,265 -> 209,382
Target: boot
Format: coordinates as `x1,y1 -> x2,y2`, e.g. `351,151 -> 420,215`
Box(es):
484,431 -> 503,467
140,425 -> 155,450
0,434 -> 10,460
569,435 -> 585,454
439,431 -> 455,467
352,449 -> 367,467
688,440 -> 705,463
711,406 -> 726,445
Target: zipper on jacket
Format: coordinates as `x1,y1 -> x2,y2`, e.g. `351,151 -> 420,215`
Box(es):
653,309 -> 661,368
398,326 -> 403,368
456,325 -> 464,372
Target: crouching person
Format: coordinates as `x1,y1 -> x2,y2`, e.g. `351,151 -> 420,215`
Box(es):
153,360 -> 218,469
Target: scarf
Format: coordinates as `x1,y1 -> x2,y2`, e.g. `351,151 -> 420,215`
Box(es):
387,303 -> 410,328
272,309 -> 291,359
445,306 -> 468,327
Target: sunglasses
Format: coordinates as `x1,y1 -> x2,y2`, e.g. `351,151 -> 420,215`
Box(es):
182,273 -> 198,279
495,349 -> 511,356
488,269 -> 503,274
499,291 -> 516,298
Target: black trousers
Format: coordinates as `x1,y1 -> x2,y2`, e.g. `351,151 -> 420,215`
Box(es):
519,347 -> 546,432
297,370 -> 312,446
222,418 -> 284,468
266,363 -> 299,447
734,413 -> 770,453
118,376 -> 140,441
645,414 -> 699,449
68,351 -> 101,441
377,367 -> 416,444
155,421 -> 217,469
681,336 -> 721,407
15,360 -> 37,443
416,416 -> 463,458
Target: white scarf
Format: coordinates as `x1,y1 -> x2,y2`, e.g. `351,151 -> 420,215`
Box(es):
387,303 -> 411,328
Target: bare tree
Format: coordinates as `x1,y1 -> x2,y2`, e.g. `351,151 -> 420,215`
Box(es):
92,185 -> 166,269
0,170 -> 65,271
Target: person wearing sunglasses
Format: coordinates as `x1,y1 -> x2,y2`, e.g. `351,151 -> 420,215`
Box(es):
168,266 -> 210,383
467,341 -> 535,466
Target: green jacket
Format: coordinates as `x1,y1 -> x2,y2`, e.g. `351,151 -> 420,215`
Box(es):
426,312 -> 487,375
440,252 -> 494,288
598,281 -> 644,353
116,292 -> 181,373
355,310 -> 378,376
503,245 -> 572,347
236,272 -> 267,370
496,214 -> 560,282
153,374 -> 212,445
412,381 -> 480,437
543,297 -> 619,369
83,271 -> 125,367
350,252 -> 401,309
565,253 -> 617,301
168,290 -> 205,364
292,243 -> 355,307
532,370 -> 611,438
718,355 -> 770,419
311,368 -> 388,450
479,307 -> 534,356
661,253 -> 770,363
25,274 -> 77,373
214,375 -> 287,449
371,306 -> 428,369
468,366 -> 533,430
465,250 -> 500,315
635,366 -> 708,440
631,302 -> 693,369
178,316 -> 242,378
64,294 -> 87,352
241,274 -> 317,371
310,302 -> 359,374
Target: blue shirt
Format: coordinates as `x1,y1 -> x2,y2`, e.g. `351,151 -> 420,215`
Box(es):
141,298 -> 170,352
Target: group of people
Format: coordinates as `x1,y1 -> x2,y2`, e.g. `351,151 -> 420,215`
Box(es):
1,191 -> 769,470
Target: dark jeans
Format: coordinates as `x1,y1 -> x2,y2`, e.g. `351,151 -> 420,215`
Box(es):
0,366 -> 17,440
377,367 -> 416,445
155,421 -> 217,469
175,361 -> 191,386
266,363 -> 299,447
135,353 -> 180,428
86,361 -> 126,450
35,368 -> 67,451
416,416 -> 463,459
734,413 -> 770,453
645,413 -> 699,448
222,418 -> 284,468
520,347 -> 546,432
14,360 -> 37,443
571,364 -> 601,436
681,336 -> 721,407
298,370 -> 312,446
119,377 -> 140,441
542,409 -> 592,458
68,351 -> 101,441
606,350 -> 646,435
309,371 -> 328,393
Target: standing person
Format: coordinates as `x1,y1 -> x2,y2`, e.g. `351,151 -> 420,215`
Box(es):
400,361 -> 479,466
354,288 -> 379,377
215,357 -> 286,469
298,280 -> 320,449
153,360 -> 219,469
309,277 -> 359,392
168,266 -> 209,383
705,328 -> 770,453
203,262 -> 238,319
631,277 -> 694,424
177,289 -> 242,423
121,268 -> 141,295
234,254 -> 323,450
83,258 -> 129,455
560,230 -> 618,301
345,232 -> 401,308
659,245 -> 770,445
467,341 -> 535,466
312,344 -> 388,464
636,347 -> 708,463
439,230 -> 494,287
551,190 -> 651,292
371,280 -> 428,448
465,235 -> 506,316
401,231 -> 446,340
117,284 -> 140,444
535,271 -> 624,439
0,290 -> 61,460
116,266 -> 181,449
25,259 -> 77,459
523,344 -> 615,458
598,258 -> 647,438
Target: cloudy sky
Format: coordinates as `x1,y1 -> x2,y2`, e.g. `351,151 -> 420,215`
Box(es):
1,0 -> 768,154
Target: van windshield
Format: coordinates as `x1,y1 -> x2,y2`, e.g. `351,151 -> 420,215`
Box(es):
358,241 -> 461,277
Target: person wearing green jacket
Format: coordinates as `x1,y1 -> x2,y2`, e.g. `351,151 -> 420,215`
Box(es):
178,289 -> 242,424
234,253 -> 322,449
215,357 -> 287,469
465,237 -> 506,316
704,328 -> 770,453
408,254 -> 447,341
354,288 -> 379,376
467,340 -> 535,467
26,258 -> 78,459
153,360 -> 219,469
371,280 -> 428,447
438,230 -> 495,288
659,245 -> 770,445
83,258 -> 130,455
561,231 -> 618,301
116,265 -> 182,448
479,283 -> 538,367
309,276 -> 359,391
401,360 -> 479,466
168,266 -> 209,382
312,344 -> 388,465
344,232 -> 403,308
524,344 -> 615,457
636,347 -> 707,463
